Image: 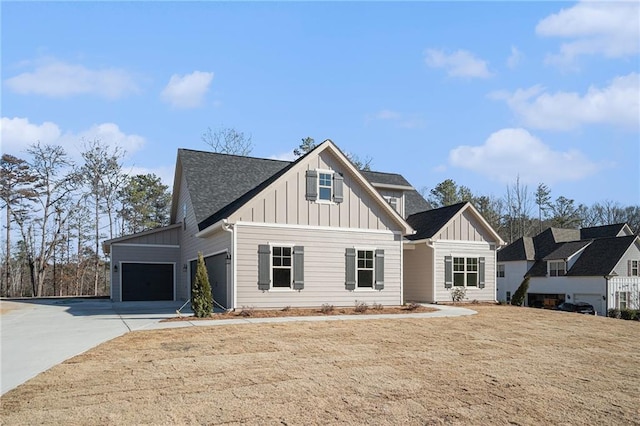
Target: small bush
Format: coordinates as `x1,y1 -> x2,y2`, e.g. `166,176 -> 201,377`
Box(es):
620,309 -> 637,320
238,306 -> 254,317
405,302 -> 421,311
281,306 -> 291,312
320,303 -> 334,314
471,299 -> 479,304
451,287 -> 466,302
608,308 -> 621,319
354,300 -> 368,313
372,302 -> 383,311
511,277 -> 530,306
191,252 -> 213,318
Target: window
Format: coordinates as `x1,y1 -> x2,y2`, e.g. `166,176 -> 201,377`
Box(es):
616,291 -> 630,310
272,246 -> 292,288
384,196 -> 399,212
357,250 -> 374,288
630,260 -> 639,276
453,257 -> 478,287
549,261 -> 566,277
258,245 -> 304,291
318,172 -> 333,201
497,264 -> 505,278
506,291 -> 511,303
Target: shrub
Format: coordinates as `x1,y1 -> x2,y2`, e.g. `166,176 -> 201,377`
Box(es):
354,300 -> 368,313
510,277 -> 530,306
238,306 -> 254,317
620,309 -> 637,320
451,287 -> 466,302
191,252 -> 213,318
608,308 -> 621,319
405,302 -> 421,311
320,303 -> 334,314
372,302 -> 383,311
281,306 -> 291,312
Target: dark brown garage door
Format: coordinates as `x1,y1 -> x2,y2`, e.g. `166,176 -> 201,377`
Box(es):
122,263 -> 174,301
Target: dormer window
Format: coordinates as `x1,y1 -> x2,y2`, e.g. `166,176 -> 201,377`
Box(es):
305,169 -> 344,204
384,196 -> 398,212
549,260 -> 566,276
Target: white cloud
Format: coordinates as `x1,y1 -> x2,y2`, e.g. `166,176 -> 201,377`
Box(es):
161,71 -> 214,109
0,117 -> 146,159
268,151 -> 297,162
449,128 -> 606,184
424,48 -> 492,79
536,1 -> 640,67
490,73 -> 639,131
366,109 -> 425,129
125,165 -> 175,188
507,46 -> 522,69
4,58 -> 139,99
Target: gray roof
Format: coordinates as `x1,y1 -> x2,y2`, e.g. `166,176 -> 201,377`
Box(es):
567,236 -> 637,276
406,202 -> 467,241
497,237 -> 535,262
543,240 -> 592,261
178,147 -> 426,231
580,223 -> 628,239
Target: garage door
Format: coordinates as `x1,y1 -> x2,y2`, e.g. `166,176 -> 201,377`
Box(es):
121,263 -> 174,301
190,253 -> 228,309
574,293 -> 604,316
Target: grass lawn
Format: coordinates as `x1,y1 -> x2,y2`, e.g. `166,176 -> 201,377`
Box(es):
1,305 -> 638,425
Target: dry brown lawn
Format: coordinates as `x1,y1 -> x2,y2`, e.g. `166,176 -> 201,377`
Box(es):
2,305 -> 638,425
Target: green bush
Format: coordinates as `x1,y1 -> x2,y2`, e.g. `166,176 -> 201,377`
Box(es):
510,276 -> 530,306
608,308 -> 621,319
620,309 -> 637,320
191,252 -> 213,318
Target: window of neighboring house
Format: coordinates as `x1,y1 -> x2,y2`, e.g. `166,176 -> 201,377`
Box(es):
616,291 -> 630,310
506,291 -> 511,303
549,260 -> 566,277
497,264 -> 505,278
630,260 -> 639,276
357,250 -> 374,288
383,196 -> 399,212
453,257 -> 478,287
318,172 -> 333,201
272,246 -> 293,288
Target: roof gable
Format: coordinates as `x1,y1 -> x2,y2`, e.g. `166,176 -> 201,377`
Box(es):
580,223 -> 633,239
497,237 -> 535,261
543,240 -> 592,261
567,235 -> 638,276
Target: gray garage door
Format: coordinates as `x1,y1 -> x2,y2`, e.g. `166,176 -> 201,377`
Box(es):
122,263 -> 174,301
190,253 -> 228,309
574,293 -> 604,316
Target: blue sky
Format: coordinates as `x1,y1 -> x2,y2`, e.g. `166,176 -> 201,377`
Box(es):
2,1 -> 639,207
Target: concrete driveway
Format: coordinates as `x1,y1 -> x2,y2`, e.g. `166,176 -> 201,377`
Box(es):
0,298 -> 188,395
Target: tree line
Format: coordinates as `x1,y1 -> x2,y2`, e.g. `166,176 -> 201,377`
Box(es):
423,178 -> 640,243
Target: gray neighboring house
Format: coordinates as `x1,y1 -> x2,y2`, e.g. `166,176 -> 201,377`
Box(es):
497,223 -> 640,315
104,140 -> 432,308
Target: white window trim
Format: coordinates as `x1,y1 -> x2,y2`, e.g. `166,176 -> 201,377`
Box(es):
316,169 -> 335,204
630,260 -> 639,277
270,243 -> 295,291
354,246 -> 376,291
497,263 -> 505,278
383,195 -> 399,212
549,260 -> 567,277
453,256 -> 479,288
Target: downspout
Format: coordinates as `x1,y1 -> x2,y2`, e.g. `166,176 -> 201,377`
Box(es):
222,220 -> 236,310
426,238 -> 436,303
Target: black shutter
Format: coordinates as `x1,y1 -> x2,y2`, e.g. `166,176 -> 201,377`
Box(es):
444,256 -> 453,289
374,249 -> 384,290
305,170 -> 318,201
293,246 -> 304,290
478,257 -> 485,289
345,248 -> 356,290
333,173 -> 344,203
258,245 -> 271,290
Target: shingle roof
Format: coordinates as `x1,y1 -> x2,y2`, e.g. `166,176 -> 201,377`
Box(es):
566,235 -> 637,276
497,237 -> 535,261
580,223 -> 628,239
543,240 -> 592,260
405,190 -> 432,217
179,147 -> 427,231
405,202 -> 467,241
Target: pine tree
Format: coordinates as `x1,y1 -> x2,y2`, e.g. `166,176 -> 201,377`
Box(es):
511,276 -> 530,306
191,252 -> 213,317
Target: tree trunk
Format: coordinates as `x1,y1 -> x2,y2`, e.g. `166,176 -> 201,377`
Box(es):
94,198 -> 99,296
4,205 -> 10,297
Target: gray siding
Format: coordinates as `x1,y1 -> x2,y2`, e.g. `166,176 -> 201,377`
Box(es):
235,223 -> 403,308
113,227 -> 180,246
110,245 -> 180,302
403,243 -> 434,302
433,240 -> 497,303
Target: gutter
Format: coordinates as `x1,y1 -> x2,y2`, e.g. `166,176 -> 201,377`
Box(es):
222,220 -> 237,310
195,219 -> 225,238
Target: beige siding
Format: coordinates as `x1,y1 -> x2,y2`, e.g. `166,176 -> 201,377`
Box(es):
435,210 -> 494,242
403,243 -> 434,302
376,189 -> 405,218
115,227 -> 180,245
229,150 -> 400,232
176,172 -> 232,300
433,240 -> 497,303
235,223 -> 403,308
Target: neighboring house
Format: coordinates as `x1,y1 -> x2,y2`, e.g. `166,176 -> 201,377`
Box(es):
497,223 -> 640,315
104,140 -> 433,309
403,202 -> 505,303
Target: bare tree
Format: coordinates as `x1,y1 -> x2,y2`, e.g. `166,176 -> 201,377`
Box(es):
505,176 -> 533,242
202,127 -> 253,155
549,196 -> 581,228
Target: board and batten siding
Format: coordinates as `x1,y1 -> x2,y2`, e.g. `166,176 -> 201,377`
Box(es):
234,223 -> 403,308
229,150 -> 398,232
176,171 -> 232,300
403,243 -> 434,302
433,240 -> 497,302
114,227 -> 180,246
434,210 -> 494,242
110,245 -> 180,302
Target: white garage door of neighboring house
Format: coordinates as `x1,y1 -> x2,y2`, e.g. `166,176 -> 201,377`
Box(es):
574,293 -> 604,316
